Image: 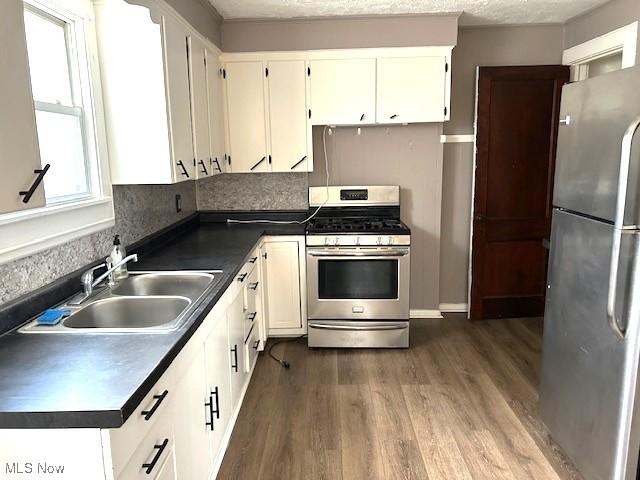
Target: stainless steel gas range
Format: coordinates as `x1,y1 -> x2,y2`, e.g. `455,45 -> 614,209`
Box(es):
306,186 -> 411,348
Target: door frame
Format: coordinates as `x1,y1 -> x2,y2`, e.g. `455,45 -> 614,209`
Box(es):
562,21 -> 638,81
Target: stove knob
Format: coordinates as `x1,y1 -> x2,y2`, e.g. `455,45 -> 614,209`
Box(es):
387,237 -> 394,246
334,237 -> 340,246
324,237 -> 331,246
376,236 -> 382,246
355,236 -> 360,246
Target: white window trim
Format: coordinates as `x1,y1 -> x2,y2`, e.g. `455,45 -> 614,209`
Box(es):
562,21 -> 638,81
0,0 -> 114,266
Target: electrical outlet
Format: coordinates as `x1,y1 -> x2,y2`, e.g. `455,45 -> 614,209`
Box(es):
175,194 -> 182,213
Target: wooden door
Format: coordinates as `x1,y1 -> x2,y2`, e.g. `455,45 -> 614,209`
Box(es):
223,61 -> 268,173
470,66 -> 569,320
187,36 -> 210,179
309,58 -> 376,126
162,15 -> 194,181
267,60 -> 311,172
376,56 -> 447,124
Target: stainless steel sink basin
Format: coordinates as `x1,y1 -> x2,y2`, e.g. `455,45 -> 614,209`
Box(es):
19,270 -> 223,334
63,296 -> 190,330
111,273 -> 213,301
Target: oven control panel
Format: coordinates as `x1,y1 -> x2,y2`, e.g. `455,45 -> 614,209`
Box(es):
340,189 -> 368,201
306,235 -> 411,247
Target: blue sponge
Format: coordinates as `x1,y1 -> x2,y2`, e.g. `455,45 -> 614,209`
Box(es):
36,308 -> 71,326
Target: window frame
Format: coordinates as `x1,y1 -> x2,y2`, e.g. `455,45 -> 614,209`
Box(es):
0,0 -> 114,265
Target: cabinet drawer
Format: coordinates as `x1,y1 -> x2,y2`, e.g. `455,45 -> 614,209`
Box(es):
108,366 -> 175,477
236,249 -> 259,284
117,411 -> 174,480
244,323 -> 260,373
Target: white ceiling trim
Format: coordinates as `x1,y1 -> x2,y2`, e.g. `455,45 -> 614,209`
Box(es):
209,0 -> 611,26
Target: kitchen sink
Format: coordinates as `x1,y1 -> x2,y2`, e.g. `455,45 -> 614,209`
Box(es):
63,296 -> 190,330
111,273 -> 214,301
19,270 -> 223,334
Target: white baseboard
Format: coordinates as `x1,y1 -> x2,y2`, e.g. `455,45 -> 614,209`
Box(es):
410,309 -> 443,319
439,303 -> 469,313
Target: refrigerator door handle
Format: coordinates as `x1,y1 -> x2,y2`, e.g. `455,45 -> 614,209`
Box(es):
607,116 -> 640,339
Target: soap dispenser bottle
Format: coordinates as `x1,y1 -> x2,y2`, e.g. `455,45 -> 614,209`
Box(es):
109,235 -> 128,282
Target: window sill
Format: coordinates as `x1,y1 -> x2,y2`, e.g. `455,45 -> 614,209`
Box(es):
0,197 -> 114,265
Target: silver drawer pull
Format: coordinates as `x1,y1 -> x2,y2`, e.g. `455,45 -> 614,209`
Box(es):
308,322 -> 408,331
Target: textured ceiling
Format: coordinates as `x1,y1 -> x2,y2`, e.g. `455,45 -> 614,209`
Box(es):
209,0 -> 610,25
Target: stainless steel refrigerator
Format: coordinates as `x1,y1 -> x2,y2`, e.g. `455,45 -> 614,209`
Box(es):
540,64 -> 640,480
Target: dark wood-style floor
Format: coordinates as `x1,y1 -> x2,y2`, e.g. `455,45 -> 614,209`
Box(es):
218,316 -> 583,479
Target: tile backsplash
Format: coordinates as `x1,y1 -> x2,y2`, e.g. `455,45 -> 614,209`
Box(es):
197,173 -> 309,211
0,183 -> 196,305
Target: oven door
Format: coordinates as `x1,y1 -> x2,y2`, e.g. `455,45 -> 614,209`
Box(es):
306,246 -> 410,320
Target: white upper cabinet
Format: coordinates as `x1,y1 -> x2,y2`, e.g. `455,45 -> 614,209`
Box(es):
162,15 -> 195,181
206,49 -> 226,175
0,0 -> 46,213
376,56 -> 448,124
267,60 -> 312,173
309,58 -> 377,126
223,61 -> 269,173
95,0 -> 194,184
188,36 -> 211,179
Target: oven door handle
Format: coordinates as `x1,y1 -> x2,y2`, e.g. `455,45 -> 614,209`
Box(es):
307,249 -> 409,257
308,322 -> 408,331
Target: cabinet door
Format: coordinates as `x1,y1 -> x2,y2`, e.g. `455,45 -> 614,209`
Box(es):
0,0 -> 45,213
188,36 -> 211,179
309,58 -> 376,126
227,286 -> 247,405
162,15 -> 194,181
224,61 -> 268,173
263,241 -> 302,330
267,60 -> 311,172
203,311 -> 232,459
206,49 -> 225,175
172,347 -> 211,480
377,56 -> 447,124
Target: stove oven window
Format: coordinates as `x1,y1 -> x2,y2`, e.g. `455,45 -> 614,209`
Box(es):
318,259 -> 399,299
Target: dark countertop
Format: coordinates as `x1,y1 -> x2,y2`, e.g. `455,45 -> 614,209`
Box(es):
0,221 -> 305,429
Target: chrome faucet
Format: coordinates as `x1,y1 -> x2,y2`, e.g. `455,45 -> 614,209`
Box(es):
71,254 -> 139,305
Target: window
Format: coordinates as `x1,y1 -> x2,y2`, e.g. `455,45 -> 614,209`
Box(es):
23,1 -> 97,204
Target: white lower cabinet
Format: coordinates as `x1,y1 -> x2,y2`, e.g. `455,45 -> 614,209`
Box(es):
261,236 -> 307,335
0,239 -> 307,480
227,281 -> 248,405
203,306 -> 232,467
172,346 -> 211,480
154,447 -> 177,480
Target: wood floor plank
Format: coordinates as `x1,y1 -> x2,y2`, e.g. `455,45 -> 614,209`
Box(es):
370,384 -> 429,479
338,384 -> 385,480
257,385 -> 308,479
402,384 -> 473,480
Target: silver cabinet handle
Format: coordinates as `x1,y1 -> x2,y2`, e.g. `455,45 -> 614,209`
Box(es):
606,116 -> 640,339
308,322 -> 408,331
307,249 -> 409,258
